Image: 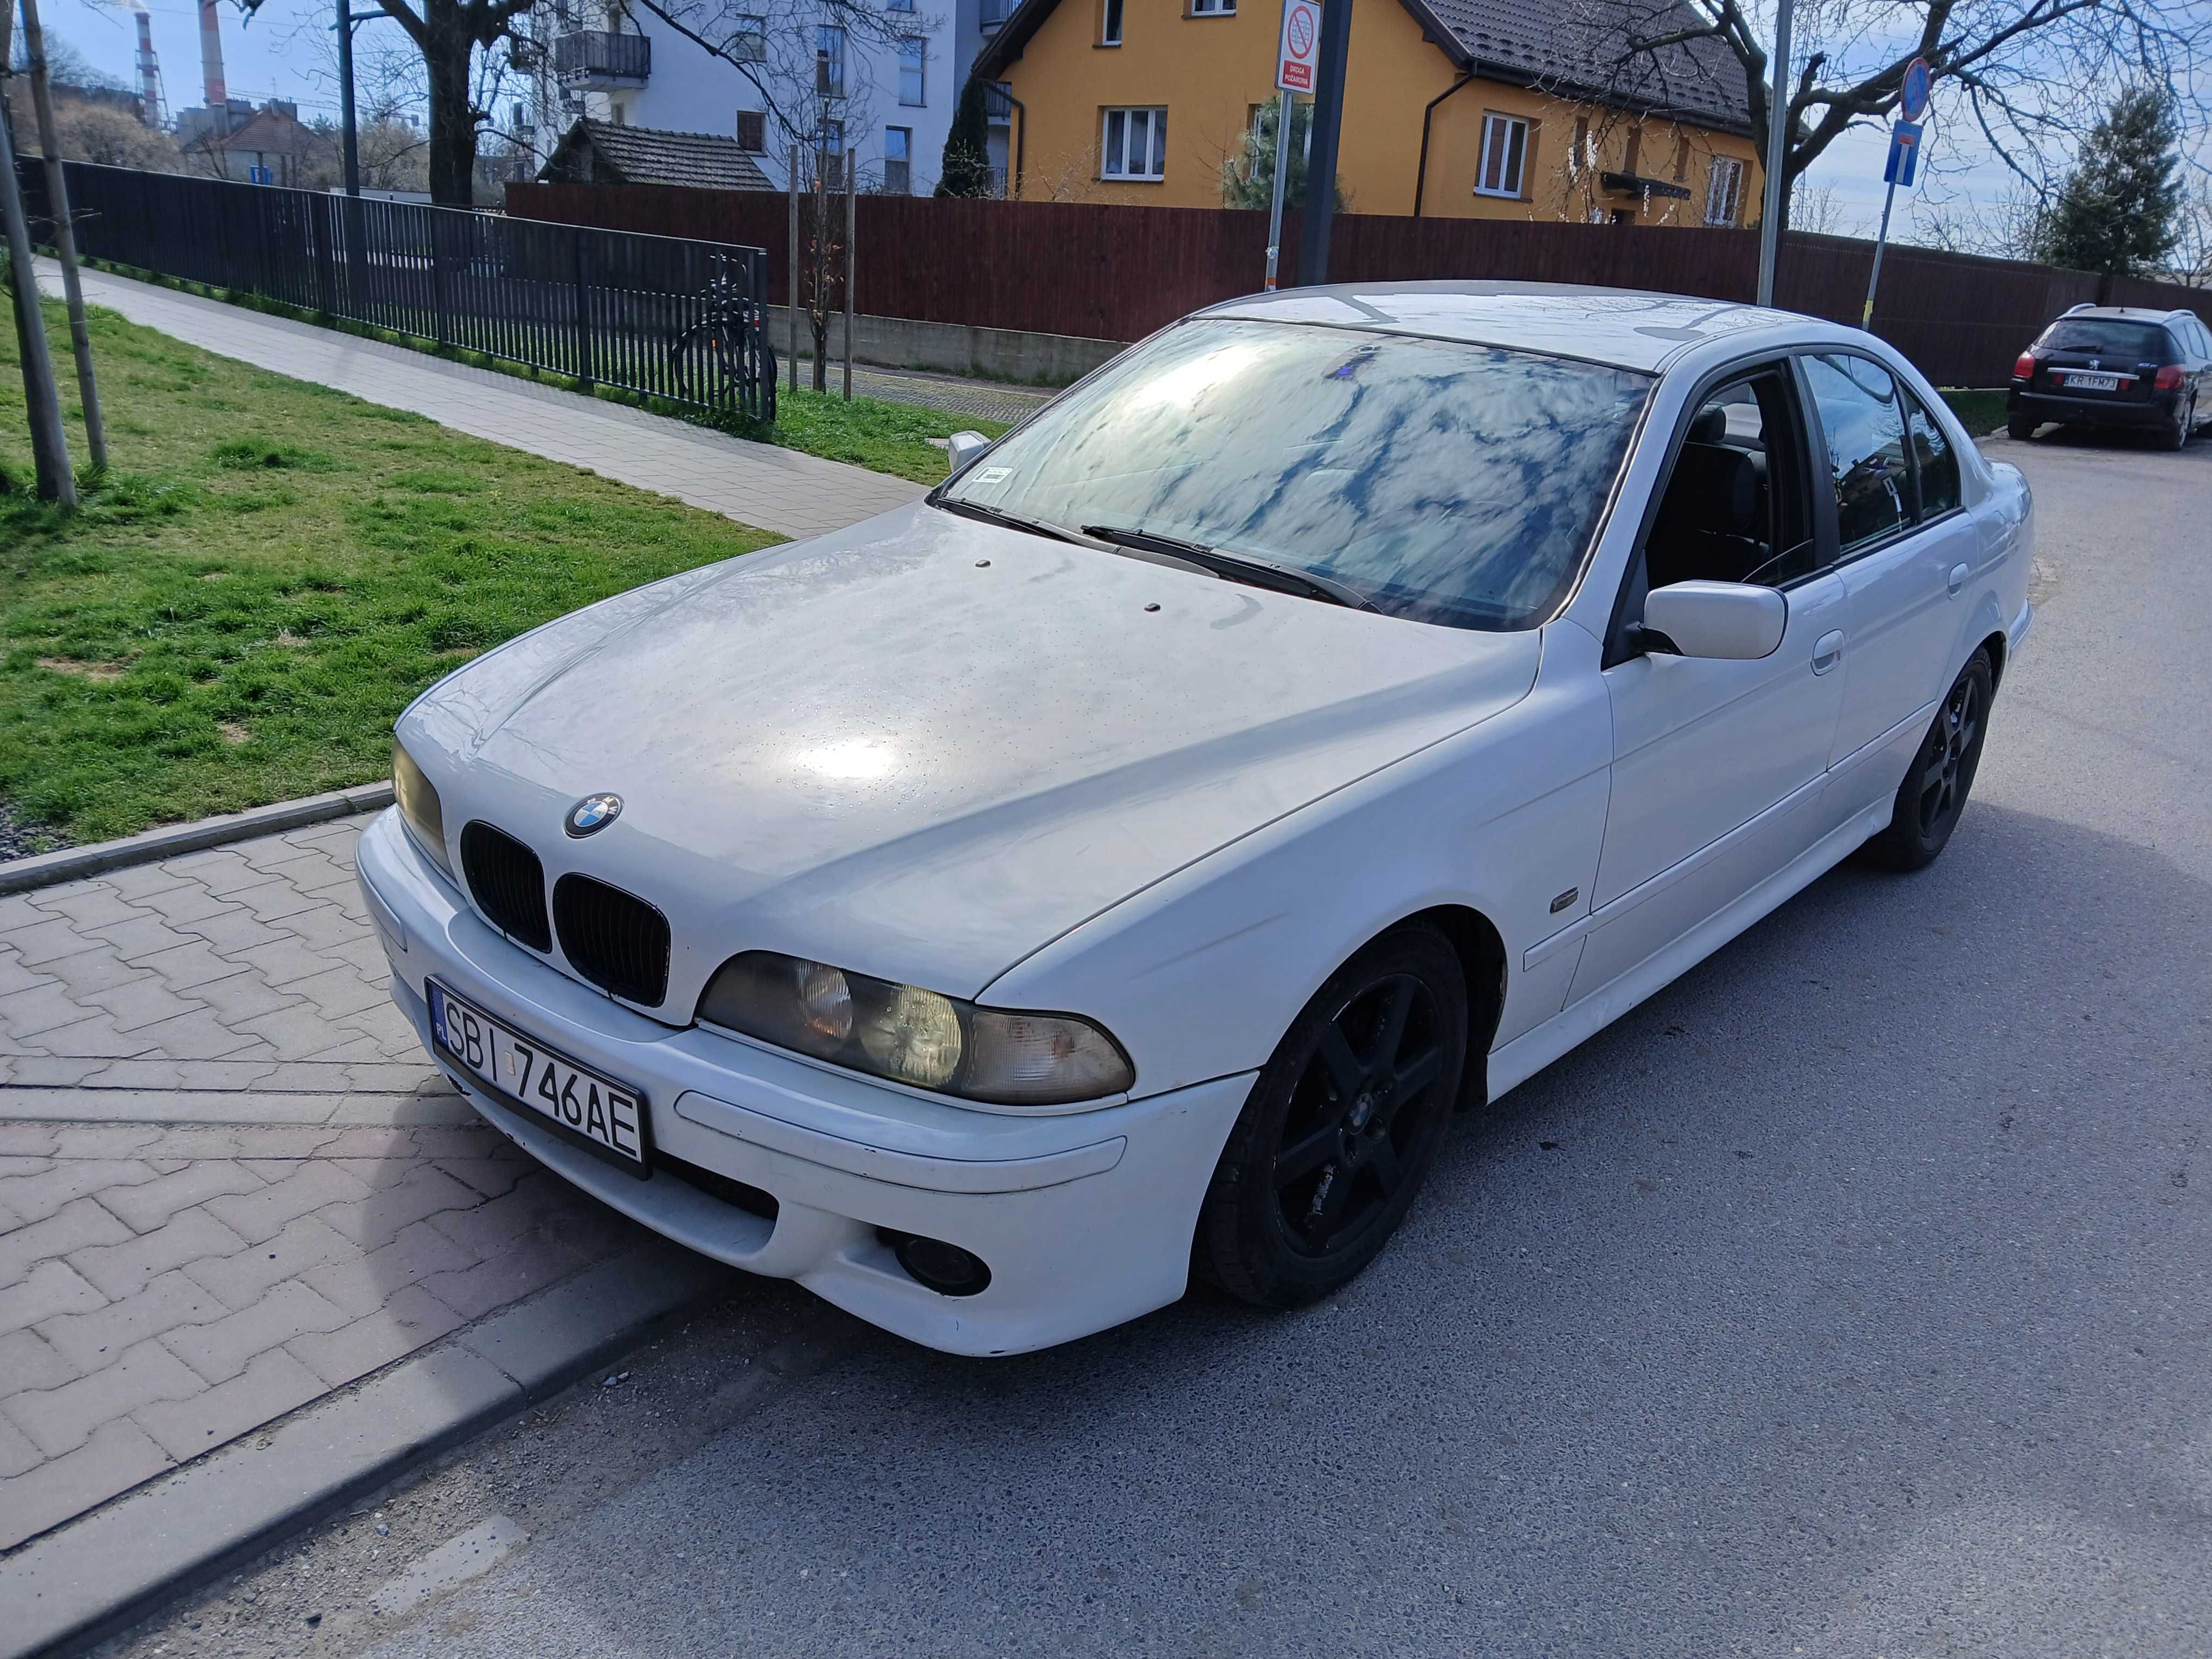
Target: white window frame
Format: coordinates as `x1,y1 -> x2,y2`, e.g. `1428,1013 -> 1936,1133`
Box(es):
1102,106 -> 1167,181
816,25 -> 846,98
883,125 -> 912,192
731,13 -> 766,62
1475,113 -> 1528,199
897,37 -> 925,106
1706,156 -> 1745,226
1101,0 -> 1123,43
1189,0 -> 1234,12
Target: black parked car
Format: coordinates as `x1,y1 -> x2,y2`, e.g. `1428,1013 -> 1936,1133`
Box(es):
2008,305 -> 2212,448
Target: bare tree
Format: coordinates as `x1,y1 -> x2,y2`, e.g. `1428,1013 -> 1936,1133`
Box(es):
1572,0 -> 2212,236
1790,175 -> 1852,235
239,0 -> 526,204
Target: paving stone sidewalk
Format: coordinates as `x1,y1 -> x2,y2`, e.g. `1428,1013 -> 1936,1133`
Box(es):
0,816 -> 653,1554
35,261 -> 927,542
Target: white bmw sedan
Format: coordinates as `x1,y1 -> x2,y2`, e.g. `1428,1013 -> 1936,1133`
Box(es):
359,284 -> 2033,1355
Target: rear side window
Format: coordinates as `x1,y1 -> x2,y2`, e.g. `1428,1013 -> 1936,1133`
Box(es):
2038,318 -> 2169,359
1903,391 -> 1959,519
1803,355 -> 1910,552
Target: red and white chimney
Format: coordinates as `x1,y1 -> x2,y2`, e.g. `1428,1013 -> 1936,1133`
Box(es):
198,0 -> 228,110
135,10 -> 165,127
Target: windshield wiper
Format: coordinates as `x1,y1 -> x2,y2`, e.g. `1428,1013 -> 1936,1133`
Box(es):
933,496 -> 1091,546
1081,525 -> 1378,613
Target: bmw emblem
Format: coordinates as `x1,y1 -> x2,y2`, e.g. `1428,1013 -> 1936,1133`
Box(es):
564,793 -> 623,838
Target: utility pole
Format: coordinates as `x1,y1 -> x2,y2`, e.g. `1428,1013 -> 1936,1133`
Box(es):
841,150 -> 854,402
1754,0 -> 1794,307
18,0 -> 106,472
1295,0 -> 1350,287
336,0 -> 362,196
1263,91 -> 1291,290
0,87 -> 76,504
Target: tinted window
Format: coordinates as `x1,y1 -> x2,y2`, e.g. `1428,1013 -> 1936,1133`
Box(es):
938,319 -> 1651,631
1904,391 -> 1959,519
1803,355 -> 1910,552
2038,318 -> 2169,358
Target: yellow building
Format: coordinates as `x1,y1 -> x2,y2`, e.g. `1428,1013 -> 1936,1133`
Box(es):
975,0 -> 1764,226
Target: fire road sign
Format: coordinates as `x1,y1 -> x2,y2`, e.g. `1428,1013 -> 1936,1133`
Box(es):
1277,0 -> 1321,93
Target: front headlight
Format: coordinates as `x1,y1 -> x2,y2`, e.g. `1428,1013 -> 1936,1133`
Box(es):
697,951 -> 1135,1107
391,740 -> 454,879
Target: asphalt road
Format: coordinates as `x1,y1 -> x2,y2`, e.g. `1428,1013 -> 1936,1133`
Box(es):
130,429 -> 2212,1659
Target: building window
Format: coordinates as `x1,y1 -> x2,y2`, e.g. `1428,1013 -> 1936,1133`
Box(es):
735,110 -> 766,152
610,101 -> 628,126
1102,0 -> 1123,44
1190,0 -> 1234,11
1706,155 -> 1744,225
1475,113 -> 1528,198
730,14 -> 765,61
1570,115 -> 1589,176
1102,106 -> 1166,181
818,117 -> 845,156
898,37 -> 925,106
888,0 -> 915,11
816,25 -> 845,97
884,125 -> 912,193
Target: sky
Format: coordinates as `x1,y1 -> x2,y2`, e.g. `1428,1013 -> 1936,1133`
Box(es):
36,0 -> 2138,247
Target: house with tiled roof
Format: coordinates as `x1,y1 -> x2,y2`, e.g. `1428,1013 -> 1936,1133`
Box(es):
974,0 -> 1761,224
538,118 -> 780,190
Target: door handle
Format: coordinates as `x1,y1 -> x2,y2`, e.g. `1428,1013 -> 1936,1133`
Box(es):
1946,562 -> 1970,596
1811,630 -> 1845,675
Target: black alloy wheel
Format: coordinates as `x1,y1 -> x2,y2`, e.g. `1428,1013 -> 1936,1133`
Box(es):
1863,649 -> 1994,872
1195,926 -> 1468,1308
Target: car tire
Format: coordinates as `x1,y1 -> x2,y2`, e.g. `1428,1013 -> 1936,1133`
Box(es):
1861,649 -> 1995,872
2171,397 -> 2197,449
2007,413 -> 2037,441
1193,925 -> 1469,1309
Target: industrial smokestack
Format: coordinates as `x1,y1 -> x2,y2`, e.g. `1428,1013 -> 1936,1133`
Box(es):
198,0 -> 227,112
135,10 -> 166,128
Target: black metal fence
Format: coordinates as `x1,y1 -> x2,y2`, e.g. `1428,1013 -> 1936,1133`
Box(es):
17,160 -> 775,421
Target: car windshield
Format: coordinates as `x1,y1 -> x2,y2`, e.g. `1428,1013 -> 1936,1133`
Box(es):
935,319 -> 1651,631
2038,319 -> 2170,358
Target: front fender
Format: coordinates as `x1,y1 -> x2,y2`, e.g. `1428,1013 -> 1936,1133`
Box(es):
982,624 -> 1615,1099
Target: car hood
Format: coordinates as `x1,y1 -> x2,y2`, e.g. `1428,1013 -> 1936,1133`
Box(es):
402,503 -> 1540,1011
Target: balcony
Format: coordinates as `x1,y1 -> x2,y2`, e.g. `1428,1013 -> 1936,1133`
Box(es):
979,0 -> 1014,29
553,30 -> 651,90
982,80 -> 1013,126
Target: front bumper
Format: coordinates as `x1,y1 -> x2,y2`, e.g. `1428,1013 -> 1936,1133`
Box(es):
2009,387 -> 2176,431
357,809 -> 1252,1355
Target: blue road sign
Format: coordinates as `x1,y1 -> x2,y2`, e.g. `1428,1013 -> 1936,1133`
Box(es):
1883,121 -> 1923,189
1901,57 -> 1933,121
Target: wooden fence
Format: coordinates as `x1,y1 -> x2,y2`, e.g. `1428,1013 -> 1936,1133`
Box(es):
507,182 -> 2210,389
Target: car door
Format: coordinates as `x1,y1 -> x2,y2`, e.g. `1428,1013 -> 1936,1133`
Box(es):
1800,353 -> 1980,826
1566,361 -> 1849,1007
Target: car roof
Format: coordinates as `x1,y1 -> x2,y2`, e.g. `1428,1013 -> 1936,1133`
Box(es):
2057,305 -> 2183,324
1193,280 -> 1841,375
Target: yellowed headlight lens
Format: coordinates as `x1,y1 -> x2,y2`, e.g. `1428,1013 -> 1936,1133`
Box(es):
390,741 -> 452,877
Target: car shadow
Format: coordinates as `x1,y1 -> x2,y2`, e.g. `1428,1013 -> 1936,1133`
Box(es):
615,794 -> 2212,1656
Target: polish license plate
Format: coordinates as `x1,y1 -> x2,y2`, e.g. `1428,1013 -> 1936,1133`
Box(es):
2063,371 -> 2120,392
428,980 -> 647,1169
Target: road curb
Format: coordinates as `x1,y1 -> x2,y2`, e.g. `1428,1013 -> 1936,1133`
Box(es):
0,784 -> 394,897
0,1241 -> 735,1659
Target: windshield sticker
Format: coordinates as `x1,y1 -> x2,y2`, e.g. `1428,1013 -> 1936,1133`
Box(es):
973,466 -> 1013,486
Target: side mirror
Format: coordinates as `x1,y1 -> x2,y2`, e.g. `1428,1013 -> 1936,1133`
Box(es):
1641,580 -> 1787,661
946,430 -> 993,473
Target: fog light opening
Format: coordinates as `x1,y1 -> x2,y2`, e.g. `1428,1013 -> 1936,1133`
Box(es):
885,1230 -> 992,1297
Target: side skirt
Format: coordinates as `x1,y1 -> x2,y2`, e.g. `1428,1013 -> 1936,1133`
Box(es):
1484,795 -> 1895,1105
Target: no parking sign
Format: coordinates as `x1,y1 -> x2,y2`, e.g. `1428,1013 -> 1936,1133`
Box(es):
1277,0 -> 1321,92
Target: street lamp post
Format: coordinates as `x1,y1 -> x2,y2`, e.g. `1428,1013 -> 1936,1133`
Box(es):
1755,0 -> 1793,307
